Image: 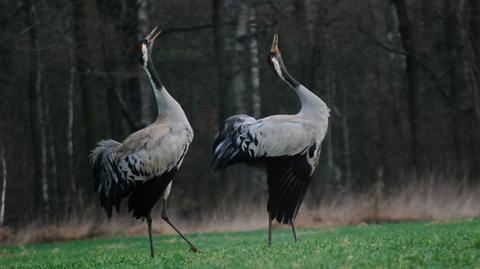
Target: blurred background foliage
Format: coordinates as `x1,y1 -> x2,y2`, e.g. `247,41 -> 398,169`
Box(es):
0,0 -> 479,228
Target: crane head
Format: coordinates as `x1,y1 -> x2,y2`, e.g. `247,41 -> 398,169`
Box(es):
138,27 -> 162,67
266,33 -> 286,78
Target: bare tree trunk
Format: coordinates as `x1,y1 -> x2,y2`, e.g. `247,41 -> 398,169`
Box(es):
26,1 -> 49,212
232,1 -> 261,117
469,0 -> 480,118
137,0 -> 153,123
232,2 -> 248,113
342,84 -> 351,182
444,1 -> 472,108
392,0 -> 420,173
294,0 -> 315,87
38,58 -> 49,214
121,0 -> 143,131
325,58 -> 337,181
67,48 -> 76,195
66,0 -> 77,195
213,0 -> 234,197
45,101 -> 59,214
229,2 -> 250,199
248,5 -> 261,118
444,0 -> 477,176
444,0 -> 464,171
73,0 -> 104,148
467,0 -> 480,177
0,143 -> 6,225
213,0 -> 232,122
386,2 -> 410,171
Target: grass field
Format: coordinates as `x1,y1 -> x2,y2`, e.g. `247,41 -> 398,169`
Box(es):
1,219 -> 480,268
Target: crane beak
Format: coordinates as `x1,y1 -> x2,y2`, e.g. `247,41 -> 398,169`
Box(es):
145,26 -> 162,44
270,33 -> 279,54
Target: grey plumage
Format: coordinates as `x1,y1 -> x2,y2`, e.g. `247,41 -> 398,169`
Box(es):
91,123 -> 193,219
213,34 -> 330,231
213,108 -> 329,224
90,27 -> 198,256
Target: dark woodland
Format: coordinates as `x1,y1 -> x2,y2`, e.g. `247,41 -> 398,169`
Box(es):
0,0 -> 479,230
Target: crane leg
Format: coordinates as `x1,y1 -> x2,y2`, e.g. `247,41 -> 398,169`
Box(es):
268,213 -> 272,247
161,198 -> 199,253
146,214 -> 155,258
291,220 -> 298,243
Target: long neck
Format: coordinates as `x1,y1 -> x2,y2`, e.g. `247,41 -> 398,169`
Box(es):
279,68 -> 300,89
293,85 -> 329,117
145,60 -> 164,91
143,60 -> 189,123
279,65 -> 330,118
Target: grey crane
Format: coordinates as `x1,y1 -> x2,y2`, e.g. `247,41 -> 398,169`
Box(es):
90,27 -> 198,257
212,34 -> 330,245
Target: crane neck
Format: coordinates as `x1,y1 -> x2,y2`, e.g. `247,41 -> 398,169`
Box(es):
145,60 -> 164,90
278,64 -> 330,118
293,84 -> 330,118
275,54 -> 300,89
280,69 -> 300,89
143,60 -> 189,124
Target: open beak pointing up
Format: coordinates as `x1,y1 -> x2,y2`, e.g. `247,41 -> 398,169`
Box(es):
270,33 -> 279,54
145,26 -> 162,45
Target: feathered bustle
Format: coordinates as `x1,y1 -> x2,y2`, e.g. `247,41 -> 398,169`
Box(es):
90,139 -> 131,219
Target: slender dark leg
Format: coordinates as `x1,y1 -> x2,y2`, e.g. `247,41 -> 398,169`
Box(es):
291,220 -> 298,243
268,213 -> 272,247
161,199 -> 199,253
146,214 -> 155,258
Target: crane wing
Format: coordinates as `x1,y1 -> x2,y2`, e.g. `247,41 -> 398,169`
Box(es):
115,124 -> 192,182
213,115 -> 318,170
213,114 -> 322,224
265,150 -> 316,224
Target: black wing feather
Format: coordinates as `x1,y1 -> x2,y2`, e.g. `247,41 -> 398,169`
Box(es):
265,153 -> 313,224
128,169 -> 177,219
212,115 -> 256,170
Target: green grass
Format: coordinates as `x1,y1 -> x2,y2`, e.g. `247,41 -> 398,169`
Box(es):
2,219 -> 480,268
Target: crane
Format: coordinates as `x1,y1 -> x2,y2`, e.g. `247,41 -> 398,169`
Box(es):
212,34 -> 330,246
90,27 -> 198,257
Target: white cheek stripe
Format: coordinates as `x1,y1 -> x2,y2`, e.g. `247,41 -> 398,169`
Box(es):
142,44 -> 148,66
272,58 -> 284,79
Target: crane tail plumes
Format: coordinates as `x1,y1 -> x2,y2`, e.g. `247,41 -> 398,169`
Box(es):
212,115 -> 256,171
90,139 -> 130,219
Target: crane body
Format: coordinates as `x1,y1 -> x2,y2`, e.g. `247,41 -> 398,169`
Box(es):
90,27 -> 198,257
213,34 -> 330,245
